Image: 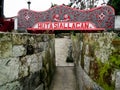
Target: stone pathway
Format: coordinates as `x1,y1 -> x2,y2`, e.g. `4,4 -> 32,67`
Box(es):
49,37 -> 77,90
49,67 -> 77,90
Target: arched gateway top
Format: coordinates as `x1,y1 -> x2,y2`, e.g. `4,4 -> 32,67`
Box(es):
17,5 -> 115,31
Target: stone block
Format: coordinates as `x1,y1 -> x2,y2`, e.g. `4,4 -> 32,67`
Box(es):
35,84 -> 44,90
27,34 -> 36,44
19,71 -> 42,90
18,63 -> 29,78
0,58 -> 19,85
42,35 -> 49,42
19,54 -> 42,75
85,44 -> 89,55
0,33 -> 12,58
37,53 -> 43,70
42,51 -> 47,67
34,42 -> 44,53
40,67 -> 47,82
12,33 -> 28,45
115,71 -> 120,90
0,41 -> 12,58
0,33 -> 11,41
115,16 -> 120,29
46,63 -> 49,73
0,81 -> 21,90
35,34 -> 43,42
12,45 -> 26,57
48,34 -> 55,40
84,56 -> 90,74
28,54 -> 42,73
49,47 -> 54,61
43,42 -> 49,51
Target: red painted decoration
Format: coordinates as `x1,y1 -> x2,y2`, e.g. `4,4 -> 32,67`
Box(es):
17,5 -> 115,33
0,18 -> 14,32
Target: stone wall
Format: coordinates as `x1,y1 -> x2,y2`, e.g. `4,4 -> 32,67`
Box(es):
0,33 -> 55,90
115,16 -> 120,29
72,32 -> 120,90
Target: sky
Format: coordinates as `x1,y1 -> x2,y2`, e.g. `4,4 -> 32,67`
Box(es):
4,0 -> 109,17
4,0 -> 70,17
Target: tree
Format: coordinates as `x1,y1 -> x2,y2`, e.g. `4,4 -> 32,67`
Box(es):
0,0 -> 4,18
108,0 -> 120,15
69,0 -> 99,10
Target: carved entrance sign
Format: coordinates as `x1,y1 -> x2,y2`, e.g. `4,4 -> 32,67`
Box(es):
17,5 -> 115,32
28,22 -> 104,30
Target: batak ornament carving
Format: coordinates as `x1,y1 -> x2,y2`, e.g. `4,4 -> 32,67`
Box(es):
17,5 -> 115,31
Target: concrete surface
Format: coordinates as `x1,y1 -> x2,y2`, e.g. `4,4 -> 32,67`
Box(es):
49,37 -> 77,90
55,37 -> 74,66
49,67 -> 77,90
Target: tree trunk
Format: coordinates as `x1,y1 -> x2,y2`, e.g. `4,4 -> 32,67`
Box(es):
0,0 -> 4,18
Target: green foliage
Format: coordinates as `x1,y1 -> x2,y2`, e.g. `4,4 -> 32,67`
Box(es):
95,50 -> 120,90
114,36 -> 120,40
109,53 -> 120,69
80,2 -> 86,9
108,0 -> 120,15
96,60 -> 114,90
71,32 -> 77,42
51,3 -> 57,7
102,84 -> 114,90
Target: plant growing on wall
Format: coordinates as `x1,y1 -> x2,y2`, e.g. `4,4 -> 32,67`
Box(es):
96,59 -> 114,90
95,50 -> 120,90
109,51 -> 120,69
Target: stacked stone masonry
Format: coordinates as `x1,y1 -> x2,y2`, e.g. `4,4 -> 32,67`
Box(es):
72,32 -> 120,90
0,33 -> 55,90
